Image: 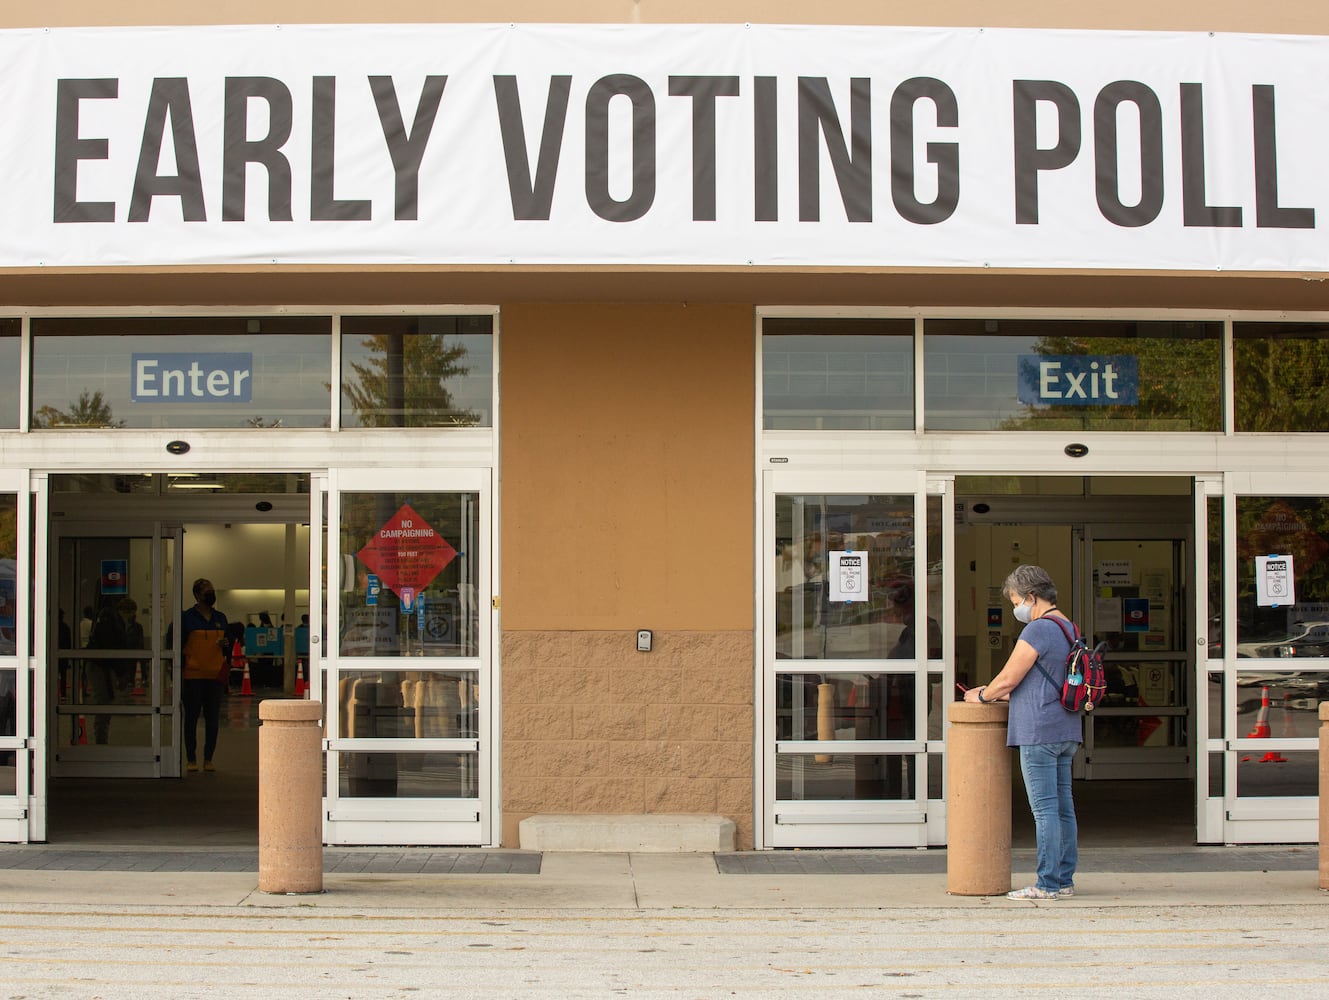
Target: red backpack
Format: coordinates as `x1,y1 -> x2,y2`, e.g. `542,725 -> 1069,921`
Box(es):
1036,616 -> 1108,713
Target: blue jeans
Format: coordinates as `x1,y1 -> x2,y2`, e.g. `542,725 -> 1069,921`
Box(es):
1019,740 -> 1079,892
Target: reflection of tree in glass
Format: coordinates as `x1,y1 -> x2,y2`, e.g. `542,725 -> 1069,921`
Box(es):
344,334 -> 477,427
0,501 -> 15,560
998,326 -> 1220,432
33,390 -> 124,428
1235,497 -> 1329,644
1233,332 -> 1329,431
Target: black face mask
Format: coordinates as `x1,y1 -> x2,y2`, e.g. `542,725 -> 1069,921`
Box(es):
201,591 -> 217,607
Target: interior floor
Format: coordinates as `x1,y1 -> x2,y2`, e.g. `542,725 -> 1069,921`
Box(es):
45,693 -> 1197,848
48,690 -> 267,848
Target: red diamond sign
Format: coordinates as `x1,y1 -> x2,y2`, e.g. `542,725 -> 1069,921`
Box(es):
357,503 -> 458,599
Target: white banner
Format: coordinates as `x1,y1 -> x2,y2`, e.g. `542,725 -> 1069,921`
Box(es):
2,23 -> 1328,270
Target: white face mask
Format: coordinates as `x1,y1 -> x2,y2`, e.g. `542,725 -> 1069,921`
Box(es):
1013,599 -> 1034,624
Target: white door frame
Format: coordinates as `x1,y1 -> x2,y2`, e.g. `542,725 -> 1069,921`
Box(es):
1079,521 -> 1194,782
323,466 -> 496,846
46,518 -> 183,779
1218,477 -> 1327,844
0,470 -> 32,842
760,469 -> 944,849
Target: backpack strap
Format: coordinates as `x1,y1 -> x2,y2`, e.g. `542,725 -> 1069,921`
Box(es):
1032,614 -> 1079,691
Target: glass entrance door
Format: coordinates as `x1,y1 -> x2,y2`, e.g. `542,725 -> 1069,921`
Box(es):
0,475 -> 31,841
1219,491 -> 1328,843
1081,528 -> 1192,780
762,471 -> 948,848
324,468 -> 492,845
50,523 -> 181,778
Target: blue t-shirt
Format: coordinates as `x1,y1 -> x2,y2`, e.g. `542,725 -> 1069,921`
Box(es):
1006,615 -> 1084,747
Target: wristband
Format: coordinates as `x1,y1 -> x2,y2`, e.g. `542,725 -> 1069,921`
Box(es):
977,687 -> 988,703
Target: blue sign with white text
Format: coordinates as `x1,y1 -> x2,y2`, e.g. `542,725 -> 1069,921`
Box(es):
131,353 -> 254,403
1017,355 -> 1138,407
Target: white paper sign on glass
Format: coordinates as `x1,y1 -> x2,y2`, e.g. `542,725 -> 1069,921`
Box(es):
1255,554 -> 1296,607
829,550 -> 869,603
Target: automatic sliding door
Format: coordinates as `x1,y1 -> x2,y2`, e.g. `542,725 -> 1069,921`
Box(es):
763,472 -> 945,848
1221,493 -> 1328,843
324,468 -> 492,845
0,478 -> 30,841
50,525 -> 179,779
1082,528 -> 1192,780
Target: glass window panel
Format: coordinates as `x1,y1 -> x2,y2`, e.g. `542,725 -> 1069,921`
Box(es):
1207,672 -> 1223,740
339,751 -> 478,798
1236,673 -> 1326,739
775,494 -> 922,660
341,315 -> 494,428
0,669 -> 13,737
924,319 -> 1221,431
335,669 -> 476,739
762,319 -> 914,430
1208,751 -> 1223,798
51,472 -> 310,496
927,672 -> 944,741
776,753 -> 915,800
1092,660 -> 1187,708
927,752 -> 943,800
338,492 -> 479,658
925,495 -> 944,661
1093,709 -> 1186,749
777,672 -> 916,741
1235,497 -> 1329,657
0,318 -> 18,429
1236,750 -> 1317,797
1233,322 -> 1329,432
31,316 -> 331,429
1207,495 -> 1223,660
0,494 -> 14,656
61,708 -> 154,748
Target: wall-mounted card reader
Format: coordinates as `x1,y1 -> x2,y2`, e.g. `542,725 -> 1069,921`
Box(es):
636,629 -> 653,652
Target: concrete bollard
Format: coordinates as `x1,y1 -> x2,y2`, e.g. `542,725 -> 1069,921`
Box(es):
946,701 -> 1012,896
259,699 -> 324,894
1321,703 -> 1329,891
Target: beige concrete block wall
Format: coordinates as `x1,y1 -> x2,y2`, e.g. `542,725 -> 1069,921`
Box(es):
500,303 -> 755,848
503,630 -> 754,847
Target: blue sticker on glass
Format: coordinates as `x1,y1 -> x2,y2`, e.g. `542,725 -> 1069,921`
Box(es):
1017,355 -> 1138,407
131,353 -> 254,402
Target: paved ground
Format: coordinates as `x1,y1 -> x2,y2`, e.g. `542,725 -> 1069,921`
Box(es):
0,848 -> 1325,998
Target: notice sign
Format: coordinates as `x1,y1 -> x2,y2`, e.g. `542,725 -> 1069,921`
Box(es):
1123,597 -> 1150,633
829,551 -> 869,603
1097,560 -> 1133,588
1256,554 -> 1295,607
101,559 -> 128,595
356,504 -> 458,601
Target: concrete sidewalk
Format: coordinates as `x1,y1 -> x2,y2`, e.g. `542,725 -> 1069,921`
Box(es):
1,849 -> 1326,999
0,847 -> 1324,912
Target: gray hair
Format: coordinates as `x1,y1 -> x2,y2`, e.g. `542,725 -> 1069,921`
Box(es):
1003,564 -> 1058,603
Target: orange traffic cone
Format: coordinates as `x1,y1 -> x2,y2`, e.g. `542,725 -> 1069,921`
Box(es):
1241,686 -> 1287,762
294,658 -> 307,698
232,639 -> 253,697
131,662 -> 145,697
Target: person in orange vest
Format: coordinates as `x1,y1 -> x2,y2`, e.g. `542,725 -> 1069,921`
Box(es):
181,577 -> 229,773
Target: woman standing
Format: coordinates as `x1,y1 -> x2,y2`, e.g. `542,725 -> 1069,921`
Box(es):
963,564 -> 1082,900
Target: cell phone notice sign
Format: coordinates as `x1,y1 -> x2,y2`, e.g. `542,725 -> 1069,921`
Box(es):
1256,554 -> 1295,607
829,551 -> 869,603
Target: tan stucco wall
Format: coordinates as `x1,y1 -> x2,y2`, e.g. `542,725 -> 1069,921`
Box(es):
6,2 -> 1328,33
498,303 -> 754,846
500,303 -> 753,632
